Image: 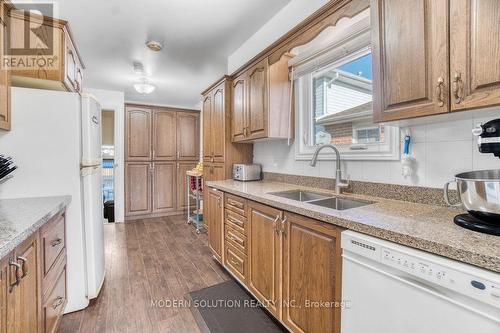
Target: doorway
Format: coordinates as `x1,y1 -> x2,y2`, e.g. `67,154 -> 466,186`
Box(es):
102,109 -> 115,222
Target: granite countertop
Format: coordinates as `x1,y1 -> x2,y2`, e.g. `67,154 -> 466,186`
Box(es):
0,196 -> 71,259
207,180 -> 500,273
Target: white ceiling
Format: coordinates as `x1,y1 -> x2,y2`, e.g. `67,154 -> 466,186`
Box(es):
56,0 -> 290,109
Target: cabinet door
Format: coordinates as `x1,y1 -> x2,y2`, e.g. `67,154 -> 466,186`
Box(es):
202,94 -> 212,162
176,162 -> 197,211
7,234 -> 39,333
152,162 -> 176,214
153,109 -> 176,160
247,59 -> 268,140
232,74 -> 247,142
211,85 -> 226,162
207,188 -> 223,261
0,258 -> 6,333
125,107 -> 152,161
282,213 -> 342,333
371,0 -> 449,121
205,163 -> 226,182
176,112 -> 200,161
247,201 -> 282,318
450,0 -> 500,111
0,1 -> 10,131
125,162 -> 152,216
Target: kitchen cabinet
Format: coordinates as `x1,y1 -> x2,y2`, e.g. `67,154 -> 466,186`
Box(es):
450,0 -> 500,111
247,201 -> 282,319
125,105 -> 200,219
201,76 -> 253,175
152,162 -> 176,214
9,11 -> 84,93
213,189 -> 343,333
372,0 -> 500,122
281,212 -> 342,333
7,233 -> 39,333
176,112 -> 199,161
153,110 -> 176,160
125,162 -> 152,216
371,0 -> 449,121
231,54 -> 292,142
207,188 -> 223,262
0,209 -> 67,333
176,161 -> 197,211
0,0 -> 10,131
231,74 -> 247,142
125,107 -> 152,161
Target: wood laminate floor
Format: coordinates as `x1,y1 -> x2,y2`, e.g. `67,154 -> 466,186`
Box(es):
60,216 -> 230,333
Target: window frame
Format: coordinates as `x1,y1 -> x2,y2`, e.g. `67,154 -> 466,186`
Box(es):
293,16 -> 399,161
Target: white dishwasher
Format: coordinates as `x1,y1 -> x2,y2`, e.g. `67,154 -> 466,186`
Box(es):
341,230 -> 500,333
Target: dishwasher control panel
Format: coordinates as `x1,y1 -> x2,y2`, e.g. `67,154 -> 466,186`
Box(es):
341,230 -> 500,309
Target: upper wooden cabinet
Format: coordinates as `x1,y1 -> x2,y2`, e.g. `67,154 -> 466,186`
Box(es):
8,10 -> 84,93
371,0 -> 450,121
372,0 -> 500,121
201,77 -> 253,179
176,112 -> 200,161
231,54 -> 292,142
153,110 -> 176,160
125,107 -> 152,161
0,1 -> 10,131
125,105 -> 200,162
449,0 -> 500,111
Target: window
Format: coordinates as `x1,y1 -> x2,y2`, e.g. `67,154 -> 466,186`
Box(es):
291,10 -> 399,161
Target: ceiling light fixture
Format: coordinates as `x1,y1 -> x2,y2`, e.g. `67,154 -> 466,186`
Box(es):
134,78 -> 156,95
146,40 -> 162,52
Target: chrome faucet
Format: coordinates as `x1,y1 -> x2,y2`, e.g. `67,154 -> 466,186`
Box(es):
310,144 -> 349,195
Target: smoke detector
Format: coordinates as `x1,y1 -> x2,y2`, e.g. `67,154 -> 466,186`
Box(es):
146,41 -> 162,52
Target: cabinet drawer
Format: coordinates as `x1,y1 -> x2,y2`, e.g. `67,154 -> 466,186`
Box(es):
225,194 -> 247,216
43,264 -> 67,333
225,210 -> 246,235
225,243 -> 246,282
41,213 -> 66,276
225,224 -> 246,253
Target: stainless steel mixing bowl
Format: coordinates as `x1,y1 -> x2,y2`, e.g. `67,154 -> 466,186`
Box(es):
444,169 -> 500,222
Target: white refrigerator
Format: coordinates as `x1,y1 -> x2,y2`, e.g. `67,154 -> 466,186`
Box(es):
0,87 -> 106,313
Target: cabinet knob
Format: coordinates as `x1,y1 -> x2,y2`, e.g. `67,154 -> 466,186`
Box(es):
435,77 -> 445,107
52,296 -> 64,310
17,256 -> 28,278
51,238 -> 62,247
452,72 -> 463,104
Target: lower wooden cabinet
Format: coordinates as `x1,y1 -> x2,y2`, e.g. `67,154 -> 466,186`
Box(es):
125,162 -> 152,216
215,189 -> 343,333
152,162 -> 176,214
207,188 -> 223,262
7,234 -> 39,333
282,212 -> 342,333
0,210 -> 67,333
247,201 -> 282,319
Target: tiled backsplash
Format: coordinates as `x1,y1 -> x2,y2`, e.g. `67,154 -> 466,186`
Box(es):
254,106 -> 500,189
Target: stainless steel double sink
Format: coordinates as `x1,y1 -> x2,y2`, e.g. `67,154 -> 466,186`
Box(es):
268,190 -> 373,211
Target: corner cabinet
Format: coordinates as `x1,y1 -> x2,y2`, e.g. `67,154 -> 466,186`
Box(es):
231,54 -> 293,142
372,0 -> 500,122
212,189 -> 344,333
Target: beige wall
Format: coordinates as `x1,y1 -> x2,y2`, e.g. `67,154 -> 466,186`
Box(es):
102,110 -> 114,146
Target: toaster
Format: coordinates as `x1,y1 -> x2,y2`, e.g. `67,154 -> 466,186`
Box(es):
233,164 -> 262,181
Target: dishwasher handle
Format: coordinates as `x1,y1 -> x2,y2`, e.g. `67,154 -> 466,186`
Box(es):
343,253 -> 500,325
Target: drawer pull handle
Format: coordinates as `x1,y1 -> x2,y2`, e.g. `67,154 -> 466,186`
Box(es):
227,216 -> 244,227
51,238 -> 62,247
228,234 -> 244,245
17,256 -> 28,278
9,260 -> 21,287
52,296 -> 64,309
